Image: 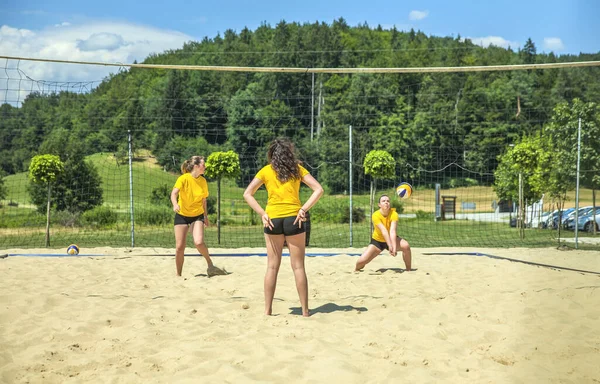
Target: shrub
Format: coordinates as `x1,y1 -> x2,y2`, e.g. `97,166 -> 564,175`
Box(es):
311,199 -> 367,224
52,210 -> 81,227
390,199 -> 405,214
415,210 -> 434,220
447,178 -> 480,188
82,206 -> 118,227
206,196 -> 217,215
135,206 -> 172,226
150,184 -> 172,207
341,206 -> 366,224
465,178 -> 479,187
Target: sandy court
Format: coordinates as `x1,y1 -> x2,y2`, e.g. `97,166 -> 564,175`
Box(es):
1,246 -> 599,383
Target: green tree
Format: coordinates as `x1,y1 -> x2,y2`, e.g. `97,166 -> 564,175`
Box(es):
29,154 -> 64,247
28,147 -> 103,214
520,38 -> 537,65
364,150 -> 396,226
155,136 -> 214,173
149,184 -> 172,207
0,169 -> 7,203
493,136 -> 547,234
205,151 -> 241,244
545,99 -> 600,235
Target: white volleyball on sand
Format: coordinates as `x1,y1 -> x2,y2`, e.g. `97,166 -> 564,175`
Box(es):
66,244 -> 80,255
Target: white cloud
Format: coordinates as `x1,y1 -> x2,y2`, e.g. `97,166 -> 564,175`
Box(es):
77,32 -> 128,51
54,22 -> 71,27
466,36 -> 520,50
0,21 -> 194,105
543,37 -> 564,51
409,10 -> 429,21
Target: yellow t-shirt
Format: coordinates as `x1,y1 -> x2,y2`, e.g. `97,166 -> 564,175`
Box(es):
371,208 -> 398,242
173,173 -> 209,217
255,164 -> 310,219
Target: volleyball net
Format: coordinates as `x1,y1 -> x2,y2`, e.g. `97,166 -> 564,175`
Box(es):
1,55 -> 599,250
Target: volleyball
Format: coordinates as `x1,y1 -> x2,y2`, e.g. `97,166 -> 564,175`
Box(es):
67,244 -> 79,255
396,182 -> 413,199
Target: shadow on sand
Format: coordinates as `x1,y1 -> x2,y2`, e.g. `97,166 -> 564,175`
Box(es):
373,267 -> 418,274
290,302 -> 368,316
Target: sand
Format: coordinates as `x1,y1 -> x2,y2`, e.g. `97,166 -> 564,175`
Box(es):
1,246 -> 599,383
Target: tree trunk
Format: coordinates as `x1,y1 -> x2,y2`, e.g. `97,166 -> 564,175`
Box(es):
593,189 -> 597,235
369,180 -> 375,233
369,180 -> 376,234
217,177 -> 221,244
557,200 -> 563,247
45,184 -> 51,247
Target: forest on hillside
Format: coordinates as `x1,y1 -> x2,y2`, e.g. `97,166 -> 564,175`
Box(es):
1,18 -> 599,196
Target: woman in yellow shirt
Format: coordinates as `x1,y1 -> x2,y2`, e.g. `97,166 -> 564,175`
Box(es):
244,138 -> 323,317
355,194 -> 412,272
171,155 -> 224,277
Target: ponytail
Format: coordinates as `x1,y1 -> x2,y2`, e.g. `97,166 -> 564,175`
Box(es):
180,159 -> 192,174
180,156 -> 204,174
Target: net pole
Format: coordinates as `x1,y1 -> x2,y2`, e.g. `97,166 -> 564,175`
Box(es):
349,125 -> 353,247
575,118 -> 582,249
311,73 -> 315,141
519,172 -> 524,239
128,130 -> 135,248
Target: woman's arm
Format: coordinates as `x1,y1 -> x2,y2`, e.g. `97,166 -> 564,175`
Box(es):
378,223 -> 395,256
203,197 -> 210,226
171,188 -> 180,213
294,174 -> 324,226
389,220 -> 398,256
300,174 -> 324,212
243,177 -> 273,230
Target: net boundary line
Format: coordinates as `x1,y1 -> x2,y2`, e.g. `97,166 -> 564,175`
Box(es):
422,252 -> 600,275
2,55 -> 600,74
4,252 -> 600,274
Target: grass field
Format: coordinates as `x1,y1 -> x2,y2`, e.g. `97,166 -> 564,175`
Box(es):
2,217 -> 598,250
3,152 -> 596,211
1,153 -> 598,250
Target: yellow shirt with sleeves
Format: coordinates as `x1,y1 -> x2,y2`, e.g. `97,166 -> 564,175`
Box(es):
255,164 -> 309,219
173,173 -> 209,217
371,208 -> 398,242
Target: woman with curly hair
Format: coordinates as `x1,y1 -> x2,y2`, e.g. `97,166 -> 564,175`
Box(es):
244,138 -> 323,317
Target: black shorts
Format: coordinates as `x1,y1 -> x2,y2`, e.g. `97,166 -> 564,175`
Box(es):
264,216 -> 306,236
174,213 -> 205,226
370,236 -> 402,251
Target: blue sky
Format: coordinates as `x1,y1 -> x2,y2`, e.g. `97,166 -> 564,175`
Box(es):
0,0 -> 598,93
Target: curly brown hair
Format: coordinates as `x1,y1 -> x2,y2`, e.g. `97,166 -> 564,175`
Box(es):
267,138 -> 301,183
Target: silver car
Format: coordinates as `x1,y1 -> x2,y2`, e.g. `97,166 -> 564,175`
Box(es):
563,206 -> 594,230
575,207 -> 600,232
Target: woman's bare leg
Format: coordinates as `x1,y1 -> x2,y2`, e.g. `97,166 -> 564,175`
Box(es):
355,245 -> 382,271
286,233 -> 309,317
191,220 -> 213,268
174,224 -> 189,276
398,238 -> 412,271
264,233 -> 285,315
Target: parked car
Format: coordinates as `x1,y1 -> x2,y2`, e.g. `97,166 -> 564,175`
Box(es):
546,208 -> 574,229
538,211 -> 554,229
575,207 -> 600,232
563,206 -> 595,230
